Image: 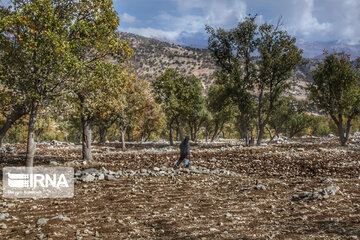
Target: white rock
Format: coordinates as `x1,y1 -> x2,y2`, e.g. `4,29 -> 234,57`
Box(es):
106,174 -> 116,181
253,185 -> 266,190
37,218 -> 49,225
322,185 -> 340,195
98,173 -> 105,180
51,215 -> 70,221
225,212 -> 232,217
0,213 -> 10,220
81,174 -> 95,182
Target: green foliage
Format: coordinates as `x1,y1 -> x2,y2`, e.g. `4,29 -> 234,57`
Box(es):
152,68 -> 182,122
71,62 -> 128,122
286,113 -> 313,138
309,52 -> 360,145
206,16 -> 258,144
269,97 -> 312,138
256,21 -> 303,144
206,16 -> 302,144
152,68 -> 205,141
310,53 -> 360,118
205,83 -> 236,141
268,96 -> 293,137
309,115 -> 332,137
7,120 -> 27,144
1,0 -> 73,102
122,78 -> 165,142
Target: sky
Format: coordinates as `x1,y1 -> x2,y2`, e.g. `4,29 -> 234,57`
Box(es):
114,0 -> 360,54
1,0 -> 359,57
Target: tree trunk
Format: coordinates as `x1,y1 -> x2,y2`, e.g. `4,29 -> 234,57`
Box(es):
126,128 -> 131,142
211,123 -> 220,142
337,121 -> 347,146
121,129 -> 126,151
205,126 -> 209,142
35,129 -> 41,143
0,121 -> 12,148
250,131 -> 254,146
82,117 -> 92,161
193,126 -> 198,142
144,133 -> 151,142
266,126 -> 273,144
141,132 -> 146,142
334,115 -> 352,146
267,128 -> 278,144
240,112 -> 249,146
189,123 -> 194,141
257,123 -> 266,146
99,124 -> 107,143
179,122 -> 184,141
169,120 -> 174,146
345,119 -> 352,144
26,105 -> 38,167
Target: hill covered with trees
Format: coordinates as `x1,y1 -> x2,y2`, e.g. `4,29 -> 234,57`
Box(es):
118,32 -> 323,99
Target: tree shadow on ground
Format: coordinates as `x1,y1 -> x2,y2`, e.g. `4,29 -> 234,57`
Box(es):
285,221 -> 360,238
144,219 -> 253,239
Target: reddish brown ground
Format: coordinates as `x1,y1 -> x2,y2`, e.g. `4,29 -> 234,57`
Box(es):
0,138 -> 360,239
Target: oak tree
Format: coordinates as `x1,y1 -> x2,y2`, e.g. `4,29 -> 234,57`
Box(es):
309,52 -> 360,146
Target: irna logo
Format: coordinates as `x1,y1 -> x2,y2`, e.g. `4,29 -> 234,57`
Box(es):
7,172 -> 69,188
3,167 -> 74,198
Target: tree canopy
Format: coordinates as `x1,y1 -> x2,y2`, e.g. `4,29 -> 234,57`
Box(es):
309,52 -> 360,146
206,16 -> 302,145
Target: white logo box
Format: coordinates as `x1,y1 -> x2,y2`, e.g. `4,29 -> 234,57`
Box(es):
3,167 -> 74,198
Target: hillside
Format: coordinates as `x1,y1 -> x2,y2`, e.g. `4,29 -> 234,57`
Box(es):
118,32 -> 322,99
118,32 -> 216,89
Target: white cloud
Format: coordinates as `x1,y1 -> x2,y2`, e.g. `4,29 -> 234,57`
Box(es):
117,0 -> 360,46
157,12 -> 206,33
120,13 -> 138,24
119,1 -> 248,45
118,27 -> 180,42
289,0 -> 331,36
325,0 -> 360,44
250,0 -> 359,44
174,0 -> 247,28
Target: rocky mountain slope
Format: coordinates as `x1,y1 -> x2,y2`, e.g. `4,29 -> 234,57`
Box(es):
118,32 -> 323,98
118,32 -> 216,89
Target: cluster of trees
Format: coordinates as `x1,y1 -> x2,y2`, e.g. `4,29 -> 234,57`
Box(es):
0,0 -> 164,165
152,69 -> 205,145
205,16 -> 304,146
204,16 -> 360,146
309,52 -> 360,146
1,3 -> 360,168
150,16 -> 360,147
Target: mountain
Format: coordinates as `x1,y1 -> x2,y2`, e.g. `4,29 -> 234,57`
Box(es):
118,32 -> 325,99
296,40 -> 360,59
118,32 -> 216,89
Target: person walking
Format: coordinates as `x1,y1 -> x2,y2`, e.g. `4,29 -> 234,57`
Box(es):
175,136 -> 190,168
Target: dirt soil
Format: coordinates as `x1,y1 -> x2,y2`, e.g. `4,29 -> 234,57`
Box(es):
0,138 -> 360,239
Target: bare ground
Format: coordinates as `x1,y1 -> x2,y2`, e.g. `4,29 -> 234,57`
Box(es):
0,138 -> 360,239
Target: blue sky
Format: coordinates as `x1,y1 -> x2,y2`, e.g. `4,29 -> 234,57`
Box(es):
114,0 -> 360,49
1,0 -> 359,56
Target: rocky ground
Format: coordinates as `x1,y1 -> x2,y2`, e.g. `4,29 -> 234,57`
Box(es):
0,136 -> 360,239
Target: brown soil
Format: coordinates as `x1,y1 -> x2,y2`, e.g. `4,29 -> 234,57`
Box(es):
0,139 -> 360,239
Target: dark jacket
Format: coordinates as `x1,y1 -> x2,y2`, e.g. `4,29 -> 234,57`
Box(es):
179,136 -> 190,156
